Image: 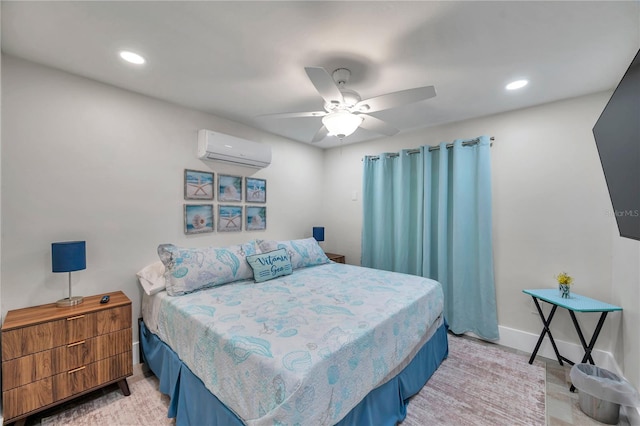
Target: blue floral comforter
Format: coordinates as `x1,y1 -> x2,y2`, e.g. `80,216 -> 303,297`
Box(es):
154,262 -> 443,425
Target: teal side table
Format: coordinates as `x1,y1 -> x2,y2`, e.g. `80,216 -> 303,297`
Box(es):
523,288 -> 622,391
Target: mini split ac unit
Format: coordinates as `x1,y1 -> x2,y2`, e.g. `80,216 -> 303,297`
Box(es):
197,129 -> 271,169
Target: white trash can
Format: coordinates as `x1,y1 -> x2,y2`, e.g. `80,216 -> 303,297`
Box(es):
570,363 -> 640,425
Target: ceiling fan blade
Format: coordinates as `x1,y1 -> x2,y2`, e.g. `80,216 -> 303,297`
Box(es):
358,114 -> 399,136
311,125 -> 329,143
305,67 -> 344,105
356,86 -> 436,113
257,111 -> 326,119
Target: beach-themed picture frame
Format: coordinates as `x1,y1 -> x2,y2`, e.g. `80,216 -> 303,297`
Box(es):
184,169 -> 214,200
245,177 -> 267,203
218,174 -> 243,202
184,204 -> 214,234
246,206 -> 267,231
218,205 -> 243,232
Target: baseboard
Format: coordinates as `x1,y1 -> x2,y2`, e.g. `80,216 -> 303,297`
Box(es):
429,326 -> 623,381
133,340 -> 140,365
495,325 -> 622,375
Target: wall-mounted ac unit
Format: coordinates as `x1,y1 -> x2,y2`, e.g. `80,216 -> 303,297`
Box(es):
197,129 -> 271,169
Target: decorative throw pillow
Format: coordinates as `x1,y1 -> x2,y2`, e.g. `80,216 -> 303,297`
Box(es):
136,260 -> 166,296
157,241 -> 259,296
246,248 -> 293,283
257,237 -> 330,270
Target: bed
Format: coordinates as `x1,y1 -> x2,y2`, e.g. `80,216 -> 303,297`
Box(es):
139,239 -> 448,426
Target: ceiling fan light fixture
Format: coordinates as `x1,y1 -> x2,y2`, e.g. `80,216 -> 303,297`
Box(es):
322,111 -> 362,138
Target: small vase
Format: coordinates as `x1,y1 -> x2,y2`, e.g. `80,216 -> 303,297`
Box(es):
559,284 -> 571,299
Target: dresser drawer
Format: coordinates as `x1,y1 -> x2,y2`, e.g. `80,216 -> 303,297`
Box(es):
95,304 -> 131,335
2,319 -> 67,361
2,377 -> 54,420
2,350 -> 52,391
52,328 -> 132,373
2,351 -> 132,420
53,351 -> 132,401
2,305 -> 131,361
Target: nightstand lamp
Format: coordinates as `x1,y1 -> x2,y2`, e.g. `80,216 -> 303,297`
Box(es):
313,226 -> 325,242
52,240 -> 86,307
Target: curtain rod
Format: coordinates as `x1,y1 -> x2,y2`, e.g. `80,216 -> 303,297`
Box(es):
366,136 -> 495,160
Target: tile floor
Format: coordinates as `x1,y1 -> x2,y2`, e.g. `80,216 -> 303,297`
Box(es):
544,357 -> 631,425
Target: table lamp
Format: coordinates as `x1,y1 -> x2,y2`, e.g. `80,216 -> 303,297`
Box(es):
52,241 -> 86,307
313,227 -> 325,243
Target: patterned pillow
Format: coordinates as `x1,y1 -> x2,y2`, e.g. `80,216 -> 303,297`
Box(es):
246,248 -> 293,283
157,242 -> 259,296
257,237 -> 330,270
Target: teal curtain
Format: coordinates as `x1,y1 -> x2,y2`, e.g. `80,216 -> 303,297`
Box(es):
362,136 -> 499,341
362,150 -> 423,273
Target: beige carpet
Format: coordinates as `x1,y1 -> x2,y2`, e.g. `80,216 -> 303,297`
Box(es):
401,335 -> 546,425
41,335 -> 545,425
40,375 -> 173,426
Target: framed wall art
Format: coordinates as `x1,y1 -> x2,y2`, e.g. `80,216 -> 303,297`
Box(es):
184,169 -> 214,200
218,174 -> 243,202
218,205 -> 243,232
245,177 -> 267,203
184,204 -> 214,234
246,206 -> 266,231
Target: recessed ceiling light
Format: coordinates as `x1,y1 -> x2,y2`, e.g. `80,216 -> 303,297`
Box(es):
119,50 -> 146,65
506,79 -> 528,90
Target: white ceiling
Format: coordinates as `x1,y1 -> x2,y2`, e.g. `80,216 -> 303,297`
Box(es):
2,1 -> 639,148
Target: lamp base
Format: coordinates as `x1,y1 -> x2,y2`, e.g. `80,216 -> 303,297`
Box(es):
56,296 -> 84,307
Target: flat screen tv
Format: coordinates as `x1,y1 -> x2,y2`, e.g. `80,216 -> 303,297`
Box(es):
593,48 -> 640,241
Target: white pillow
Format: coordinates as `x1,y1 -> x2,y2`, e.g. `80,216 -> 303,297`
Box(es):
137,260 -> 166,295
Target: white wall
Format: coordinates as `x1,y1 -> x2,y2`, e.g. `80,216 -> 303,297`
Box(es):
0,11 -> 3,399
322,92 -> 640,388
0,55 -> 326,345
611,234 -> 640,389
0,7 -> 3,304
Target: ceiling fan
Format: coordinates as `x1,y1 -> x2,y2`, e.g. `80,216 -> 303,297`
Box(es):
261,67 -> 437,143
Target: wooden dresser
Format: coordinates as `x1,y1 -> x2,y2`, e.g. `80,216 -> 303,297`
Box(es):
1,291 -> 133,425
325,252 -> 346,264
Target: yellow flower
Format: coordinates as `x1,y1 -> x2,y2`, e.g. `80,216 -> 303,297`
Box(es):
556,272 -> 573,285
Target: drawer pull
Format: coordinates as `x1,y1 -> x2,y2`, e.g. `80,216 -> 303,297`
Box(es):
67,340 -> 86,348
67,315 -> 85,321
68,366 -> 86,374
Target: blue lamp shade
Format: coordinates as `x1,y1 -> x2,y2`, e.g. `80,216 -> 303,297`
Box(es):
52,241 -> 86,273
312,227 -> 325,242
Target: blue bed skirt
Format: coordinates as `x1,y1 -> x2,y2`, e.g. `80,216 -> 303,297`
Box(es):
140,320 -> 448,426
